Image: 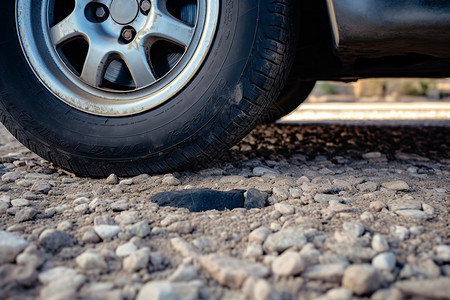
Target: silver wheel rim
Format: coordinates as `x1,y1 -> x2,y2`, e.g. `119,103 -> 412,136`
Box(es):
16,0 -> 219,116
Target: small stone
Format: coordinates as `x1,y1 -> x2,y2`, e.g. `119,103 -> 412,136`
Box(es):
11,198 -> 30,207
248,227 -> 270,244
0,231 -> 29,264
274,203 -> 294,215
272,187 -> 289,200
56,220 -> 72,231
199,254 -> 269,289
106,174 -> 119,184
263,227 -> 307,253
115,211 -> 139,225
76,250 -> 108,270
123,248 -> 150,272
244,243 -> 263,258
110,199 -> 129,211
370,201 -> 386,212
0,201 -> 9,213
358,182 -> 379,193
162,175 -> 181,186
391,226 -> 410,240
388,199 -> 422,211
302,264 -> 346,283
244,189 -> 268,209
38,267 -> 86,299
272,251 -> 306,276
253,167 -> 279,177
116,242 -> 138,257
342,264 -> 381,296
314,194 -> 343,204
372,234 -> 390,252
372,253 -> 396,271
74,203 -> 89,214
167,221 -> 193,234
119,179 -> 133,185
253,279 -> 281,300
15,207 -> 37,222
39,229 -> 71,253
343,222 -> 364,237
129,221 -> 151,238
422,203 -> 435,215
16,245 -> 44,269
2,172 -> 21,182
44,207 -> 56,217
381,180 -> 410,192
360,211 -> 375,222
370,288 -> 403,300
170,238 -> 200,258
0,264 -> 38,287
395,278 -> 450,300
23,192 -> 37,200
362,152 -> 382,159
168,264 -> 198,282
31,182 -> 52,194
136,280 -> 201,300
395,210 -> 426,221
82,230 -> 101,244
326,288 -> 353,300
94,225 -> 121,240
436,245 -> 450,262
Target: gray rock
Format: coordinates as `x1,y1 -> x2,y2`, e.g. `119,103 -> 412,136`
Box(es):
422,203 -> 435,215
15,207 -> 37,222
2,172 -> 21,182
116,242 -> 138,257
81,230 -> 101,244
396,278 -> 450,300
0,263 -> 38,287
162,175 -> 181,186
94,225 -> 121,240
11,198 -> 30,207
343,222 -> 365,237
264,227 -> 307,253
39,229 -> 71,253
369,200 -> 387,212
31,182 -> 52,194
395,209 -> 426,221
115,211 -> 139,225
110,199 -> 129,211
388,199 -> 422,211
105,174 -> 119,184
0,231 -> 29,264
136,280 -> 201,300
244,189 -> 268,209
271,251 -> 306,276
168,264 -> 198,282
76,250 -> 108,270
253,167 -> 279,177
74,203 -> 89,214
326,288 -> 353,300
249,227 -> 270,244
170,238 -> 200,258
372,234 -> 390,252
199,254 -> 269,289
372,252 -> 396,271
38,267 -> 86,299
314,194 -> 343,204
342,264 -> 381,296
167,221 -> 193,234
381,180 -> 410,191
0,201 -> 9,213
244,243 -> 263,258
129,221 -> 151,238
436,245 -> 450,262
371,288 -> 403,300
302,264 -> 346,283
253,279 -> 281,300
123,248 -> 150,272
16,245 -> 44,269
56,220 -> 72,231
273,187 -> 290,200
274,203 -> 294,215
357,182 -> 379,193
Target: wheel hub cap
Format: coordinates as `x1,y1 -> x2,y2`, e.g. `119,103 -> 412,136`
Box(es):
110,0 -> 139,25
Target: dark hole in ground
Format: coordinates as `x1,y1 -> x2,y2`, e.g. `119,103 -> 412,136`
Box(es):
151,188 -> 268,212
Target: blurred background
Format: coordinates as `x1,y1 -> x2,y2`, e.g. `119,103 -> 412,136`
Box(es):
282,79 -> 450,123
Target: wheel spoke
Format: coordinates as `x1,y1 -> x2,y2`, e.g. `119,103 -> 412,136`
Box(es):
50,12 -> 84,46
80,46 -> 110,87
149,5 -> 195,47
121,49 -> 157,88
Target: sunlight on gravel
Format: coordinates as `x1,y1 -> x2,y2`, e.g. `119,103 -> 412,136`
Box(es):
0,120 -> 449,299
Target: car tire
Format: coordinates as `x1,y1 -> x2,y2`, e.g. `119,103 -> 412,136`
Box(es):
0,0 -> 298,177
262,80 -> 315,123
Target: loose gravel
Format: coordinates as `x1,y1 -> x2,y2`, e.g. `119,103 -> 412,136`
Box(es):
0,122 -> 449,300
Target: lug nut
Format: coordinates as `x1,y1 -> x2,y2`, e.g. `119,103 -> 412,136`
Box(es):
140,0 -> 151,15
95,6 -> 108,21
121,28 -> 136,43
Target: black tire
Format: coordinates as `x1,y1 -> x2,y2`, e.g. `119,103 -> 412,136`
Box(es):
262,80 -> 315,123
0,0 -> 298,177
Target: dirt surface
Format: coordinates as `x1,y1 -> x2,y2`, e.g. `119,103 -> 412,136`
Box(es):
0,121 -> 449,300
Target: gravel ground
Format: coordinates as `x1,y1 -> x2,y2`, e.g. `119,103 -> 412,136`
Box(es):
0,121 -> 449,300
